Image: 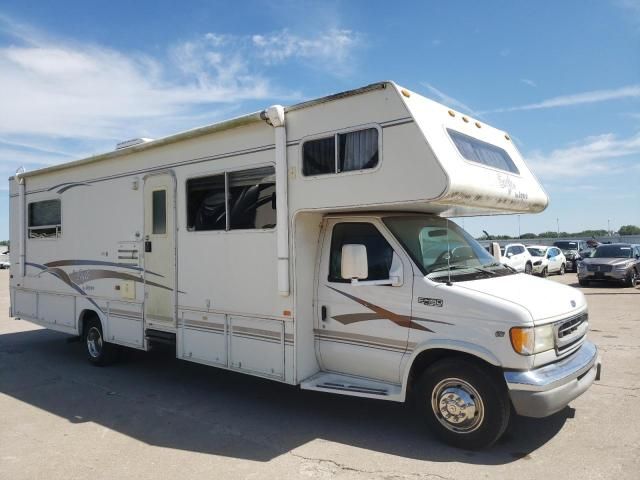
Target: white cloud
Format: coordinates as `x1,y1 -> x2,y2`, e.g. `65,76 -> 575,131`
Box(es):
520,78 -> 537,88
420,82 -> 481,118
484,84 -> 640,114
0,15 -> 362,186
527,131 -> 640,178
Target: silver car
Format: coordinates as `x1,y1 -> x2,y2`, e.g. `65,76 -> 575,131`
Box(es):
577,243 -> 640,287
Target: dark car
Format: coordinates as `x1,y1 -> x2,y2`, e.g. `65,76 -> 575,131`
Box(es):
577,243 -> 640,287
553,240 -> 591,272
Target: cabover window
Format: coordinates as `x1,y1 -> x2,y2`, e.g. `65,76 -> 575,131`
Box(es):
302,127 -> 379,176
28,199 -> 61,239
187,166 -> 276,231
447,129 -> 519,174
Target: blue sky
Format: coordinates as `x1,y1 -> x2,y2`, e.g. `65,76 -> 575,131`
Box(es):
1,0 -> 639,240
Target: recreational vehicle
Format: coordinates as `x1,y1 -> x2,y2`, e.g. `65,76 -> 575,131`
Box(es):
8,82 -> 601,449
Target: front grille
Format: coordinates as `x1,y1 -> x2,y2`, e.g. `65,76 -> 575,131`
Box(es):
555,312 -> 588,355
587,264 -> 612,272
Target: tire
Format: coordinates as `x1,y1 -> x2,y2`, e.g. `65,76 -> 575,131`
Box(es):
541,267 -> 548,278
579,279 -> 589,287
625,268 -> 638,288
83,317 -> 118,366
413,358 -> 510,450
524,262 -> 532,275
558,263 -> 565,276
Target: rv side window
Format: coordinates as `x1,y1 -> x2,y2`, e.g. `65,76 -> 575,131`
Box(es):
302,127 -> 379,176
228,166 -> 276,229
447,129 -> 519,174
187,174 -> 226,231
328,223 -> 393,283
28,199 -> 61,239
187,166 -> 276,232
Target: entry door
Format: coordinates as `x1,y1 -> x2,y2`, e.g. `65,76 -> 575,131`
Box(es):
315,219 -> 414,384
143,173 -> 176,329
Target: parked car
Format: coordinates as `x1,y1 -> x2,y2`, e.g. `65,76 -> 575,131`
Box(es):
500,243 -> 533,274
0,260 -> 9,269
577,243 -> 640,287
526,245 -> 566,277
553,240 -> 591,272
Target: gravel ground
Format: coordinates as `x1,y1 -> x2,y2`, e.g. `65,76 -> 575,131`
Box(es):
1,269 -> 639,480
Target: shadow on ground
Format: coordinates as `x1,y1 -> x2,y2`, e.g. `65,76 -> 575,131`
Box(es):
0,328 -> 572,465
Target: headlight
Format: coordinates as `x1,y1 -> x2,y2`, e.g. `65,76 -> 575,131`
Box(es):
510,324 -> 555,355
614,264 -> 628,271
533,260 -> 542,266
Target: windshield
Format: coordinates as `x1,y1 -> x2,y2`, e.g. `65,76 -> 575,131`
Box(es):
593,245 -> 633,259
527,247 -> 546,257
383,216 -> 515,282
554,241 -> 578,250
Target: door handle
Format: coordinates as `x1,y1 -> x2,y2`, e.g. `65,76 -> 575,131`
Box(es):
321,305 -> 327,321
145,241 -> 152,253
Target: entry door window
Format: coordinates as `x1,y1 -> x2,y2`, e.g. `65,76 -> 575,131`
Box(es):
152,189 -> 167,234
328,223 -> 394,283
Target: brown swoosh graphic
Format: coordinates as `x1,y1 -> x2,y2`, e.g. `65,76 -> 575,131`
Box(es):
327,286 -> 453,332
68,269 -> 176,292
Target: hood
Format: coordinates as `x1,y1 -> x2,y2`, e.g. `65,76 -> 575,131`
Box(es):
455,273 -> 585,322
583,257 -> 632,266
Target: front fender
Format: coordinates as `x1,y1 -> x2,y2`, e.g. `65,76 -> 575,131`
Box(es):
399,338 -> 503,401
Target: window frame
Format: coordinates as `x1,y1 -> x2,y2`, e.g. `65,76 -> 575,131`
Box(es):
151,188 -> 168,237
300,123 -> 383,179
184,163 -> 277,234
27,198 -> 62,240
445,127 -> 521,176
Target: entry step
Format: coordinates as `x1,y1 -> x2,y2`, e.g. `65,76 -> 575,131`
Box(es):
300,372 -> 402,401
145,329 -> 176,345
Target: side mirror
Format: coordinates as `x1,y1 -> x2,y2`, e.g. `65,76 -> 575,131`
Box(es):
341,244 -> 368,280
506,252 -> 513,258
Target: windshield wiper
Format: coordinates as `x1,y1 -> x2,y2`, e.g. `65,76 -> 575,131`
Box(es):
428,265 -> 495,276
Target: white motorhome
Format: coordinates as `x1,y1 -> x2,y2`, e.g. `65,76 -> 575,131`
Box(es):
8,82 -> 601,449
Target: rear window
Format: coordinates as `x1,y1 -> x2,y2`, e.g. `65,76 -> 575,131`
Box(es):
447,129 -> 519,174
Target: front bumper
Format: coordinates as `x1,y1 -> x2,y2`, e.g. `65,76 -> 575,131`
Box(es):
504,341 -> 601,418
578,270 -> 627,281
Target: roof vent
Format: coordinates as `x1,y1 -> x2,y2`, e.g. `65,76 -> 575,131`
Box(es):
116,138 -> 153,150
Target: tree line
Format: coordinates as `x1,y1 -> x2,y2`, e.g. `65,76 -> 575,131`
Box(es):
477,225 -> 640,241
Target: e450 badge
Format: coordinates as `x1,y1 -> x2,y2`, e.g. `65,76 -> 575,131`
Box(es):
417,297 -> 443,307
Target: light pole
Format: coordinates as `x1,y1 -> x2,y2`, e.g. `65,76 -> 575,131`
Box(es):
556,218 -> 560,238
517,215 -> 521,239
607,219 -> 610,236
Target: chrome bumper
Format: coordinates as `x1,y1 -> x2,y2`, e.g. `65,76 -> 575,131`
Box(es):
504,341 -> 601,418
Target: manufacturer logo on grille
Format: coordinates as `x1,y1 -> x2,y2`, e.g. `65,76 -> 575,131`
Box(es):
570,300 -> 576,307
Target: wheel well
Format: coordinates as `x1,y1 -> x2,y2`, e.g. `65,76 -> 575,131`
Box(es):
78,309 -> 101,338
406,348 -> 502,393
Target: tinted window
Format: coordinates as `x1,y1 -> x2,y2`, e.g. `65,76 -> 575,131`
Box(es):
448,129 -> 519,174
187,174 -> 226,231
329,223 -> 393,283
338,128 -> 379,172
303,128 -> 379,176
593,245 -> 633,258
28,199 -> 61,239
152,190 -> 166,235
303,137 -> 335,175
554,241 -> 578,250
228,167 -> 276,229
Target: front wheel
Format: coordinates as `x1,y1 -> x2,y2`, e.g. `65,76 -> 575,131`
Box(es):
541,267 -> 548,278
524,262 -> 533,275
579,279 -> 589,287
414,359 -> 510,450
625,268 -> 638,288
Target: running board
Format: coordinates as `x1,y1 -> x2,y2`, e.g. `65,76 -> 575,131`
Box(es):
300,372 -> 403,402
145,329 -> 176,346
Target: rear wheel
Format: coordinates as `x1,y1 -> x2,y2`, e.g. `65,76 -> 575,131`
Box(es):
559,263 -> 565,275
413,359 -> 510,450
524,262 -> 532,275
84,317 -> 118,366
625,268 -> 638,288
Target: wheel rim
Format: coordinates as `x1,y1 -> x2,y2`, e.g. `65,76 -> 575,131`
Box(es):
525,264 -> 532,274
631,270 -> 638,287
86,326 -> 103,358
560,265 -> 565,274
431,378 -> 485,434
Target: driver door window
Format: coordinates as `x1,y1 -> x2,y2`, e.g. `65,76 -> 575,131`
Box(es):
328,223 -> 393,283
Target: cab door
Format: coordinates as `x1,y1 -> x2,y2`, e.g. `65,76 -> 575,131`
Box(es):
315,219 -> 414,384
143,173 -> 176,330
